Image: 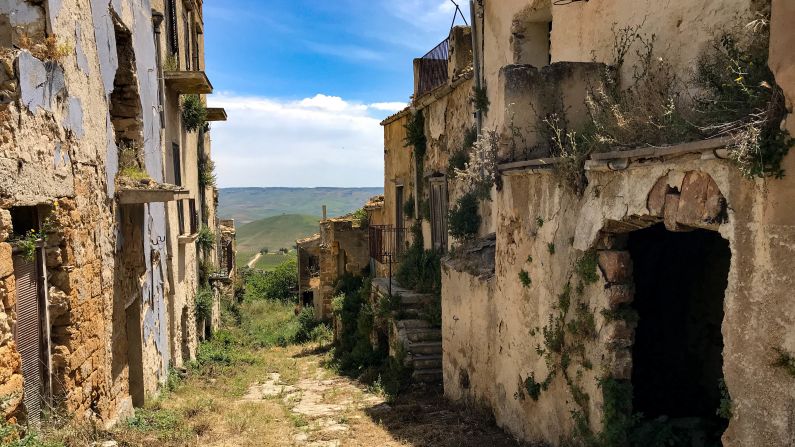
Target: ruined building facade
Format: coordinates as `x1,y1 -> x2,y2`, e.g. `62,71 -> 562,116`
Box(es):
375,0 -> 795,445
0,0 -> 232,427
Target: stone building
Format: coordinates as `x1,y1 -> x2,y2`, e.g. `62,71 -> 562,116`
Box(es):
297,209 -> 371,321
0,0 -> 227,428
375,0 -> 795,445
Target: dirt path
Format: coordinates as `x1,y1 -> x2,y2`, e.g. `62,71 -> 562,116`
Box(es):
229,346 -> 529,447
247,252 -> 262,268
43,344 -> 529,446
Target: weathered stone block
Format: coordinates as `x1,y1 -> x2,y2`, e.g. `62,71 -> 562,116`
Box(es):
663,193 -> 682,232
606,284 -> 635,307
0,243 -> 12,279
647,175 -> 670,217
597,250 -> 633,284
594,232 -> 629,250
0,209 -> 11,242
46,246 -> 63,267
605,349 -> 633,380
49,286 -> 70,323
601,320 -> 635,349
677,171 -> 725,227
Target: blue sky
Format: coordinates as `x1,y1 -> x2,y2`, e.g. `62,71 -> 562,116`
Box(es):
204,0 -> 470,188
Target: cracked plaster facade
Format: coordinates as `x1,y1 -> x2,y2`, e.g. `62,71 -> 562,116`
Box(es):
380,0 -> 795,445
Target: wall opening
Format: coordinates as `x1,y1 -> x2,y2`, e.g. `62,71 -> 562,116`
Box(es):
181,306 -> 190,362
628,223 -> 730,442
511,3 -> 552,67
125,296 -> 144,407
109,14 -> 144,170
111,204 -> 146,407
301,291 -> 314,308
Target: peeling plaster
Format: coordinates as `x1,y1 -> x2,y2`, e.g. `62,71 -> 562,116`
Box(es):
18,51 -> 65,112
46,0 -> 62,31
0,1 -> 44,26
104,111 -> 118,196
64,97 -> 84,138
74,22 -> 90,75
89,0 -> 118,97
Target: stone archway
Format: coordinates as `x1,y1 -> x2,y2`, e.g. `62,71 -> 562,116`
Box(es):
595,170 -> 731,444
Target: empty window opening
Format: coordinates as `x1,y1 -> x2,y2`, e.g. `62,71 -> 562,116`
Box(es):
109,14 -> 145,171
628,224 -> 730,443
10,206 -> 39,237
301,291 -> 314,308
512,4 -> 552,67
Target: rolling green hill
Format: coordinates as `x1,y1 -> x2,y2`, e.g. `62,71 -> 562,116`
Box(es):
235,214 -> 319,268
219,187 -> 382,225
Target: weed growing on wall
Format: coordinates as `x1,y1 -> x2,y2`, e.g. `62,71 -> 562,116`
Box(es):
195,287 -> 214,322
197,226 -> 215,253
519,270 -> 532,288
198,157 -> 216,188
695,14 -> 791,178
717,378 -> 733,420
773,348 -> 795,378
448,192 -> 481,240
454,130 -> 498,199
403,196 -> 415,219
471,85 -> 490,115
181,94 -> 207,132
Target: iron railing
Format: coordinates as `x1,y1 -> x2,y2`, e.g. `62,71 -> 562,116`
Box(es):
369,225 -> 407,264
416,38 -> 449,97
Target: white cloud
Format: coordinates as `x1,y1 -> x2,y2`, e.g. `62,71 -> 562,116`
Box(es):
369,101 -> 408,112
207,93 -> 396,188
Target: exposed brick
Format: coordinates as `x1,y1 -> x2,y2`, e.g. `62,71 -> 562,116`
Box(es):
597,250 -> 633,284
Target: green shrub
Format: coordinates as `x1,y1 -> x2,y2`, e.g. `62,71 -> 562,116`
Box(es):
519,270 -> 532,288
245,259 -> 298,301
396,224 -> 441,294
194,287 -> 214,322
293,307 -> 321,344
351,208 -> 369,228
447,150 -> 470,177
196,226 -> 215,253
576,250 -> 600,285
181,94 -> 207,132
198,157 -> 216,188
420,295 -> 442,327
403,111 -> 427,157
471,85 -> 490,115
0,420 -> 58,447
448,192 -> 480,240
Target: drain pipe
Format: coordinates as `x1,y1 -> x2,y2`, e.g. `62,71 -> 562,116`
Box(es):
470,0 -> 483,135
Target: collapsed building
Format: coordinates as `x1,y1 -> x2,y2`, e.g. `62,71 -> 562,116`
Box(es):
0,0 -> 234,428
371,0 -> 795,445
297,206 -> 372,320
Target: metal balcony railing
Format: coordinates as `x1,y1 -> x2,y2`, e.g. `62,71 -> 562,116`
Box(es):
369,225 -> 407,264
416,38 -> 449,97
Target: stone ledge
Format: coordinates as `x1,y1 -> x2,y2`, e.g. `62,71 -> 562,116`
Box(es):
163,70 -> 213,94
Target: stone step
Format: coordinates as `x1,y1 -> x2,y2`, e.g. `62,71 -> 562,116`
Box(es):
405,328 -> 442,342
408,341 -> 442,355
412,368 -> 443,383
396,319 -> 434,330
412,354 -> 442,369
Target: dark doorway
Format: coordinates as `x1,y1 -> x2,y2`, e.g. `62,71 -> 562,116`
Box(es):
302,291 -> 314,307
628,224 -> 730,443
125,296 -> 144,407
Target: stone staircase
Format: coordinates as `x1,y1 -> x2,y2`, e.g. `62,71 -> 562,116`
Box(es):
371,278 -> 443,384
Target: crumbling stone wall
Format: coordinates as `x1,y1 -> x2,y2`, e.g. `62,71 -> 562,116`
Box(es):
441,0 -> 795,445
0,210 -> 23,422
444,151 -> 795,445
0,0 -> 174,426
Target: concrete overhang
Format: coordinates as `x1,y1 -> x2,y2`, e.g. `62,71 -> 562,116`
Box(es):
164,70 -> 213,94
206,107 -> 227,121
116,185 -> 189,204
178,233 -> 199,244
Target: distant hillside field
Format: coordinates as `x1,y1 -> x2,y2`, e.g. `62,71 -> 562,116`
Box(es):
235,214 -> 319,269
219,187 -> 383,225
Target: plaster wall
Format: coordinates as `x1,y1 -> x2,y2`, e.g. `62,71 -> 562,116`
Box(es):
443,150 -> 795,445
